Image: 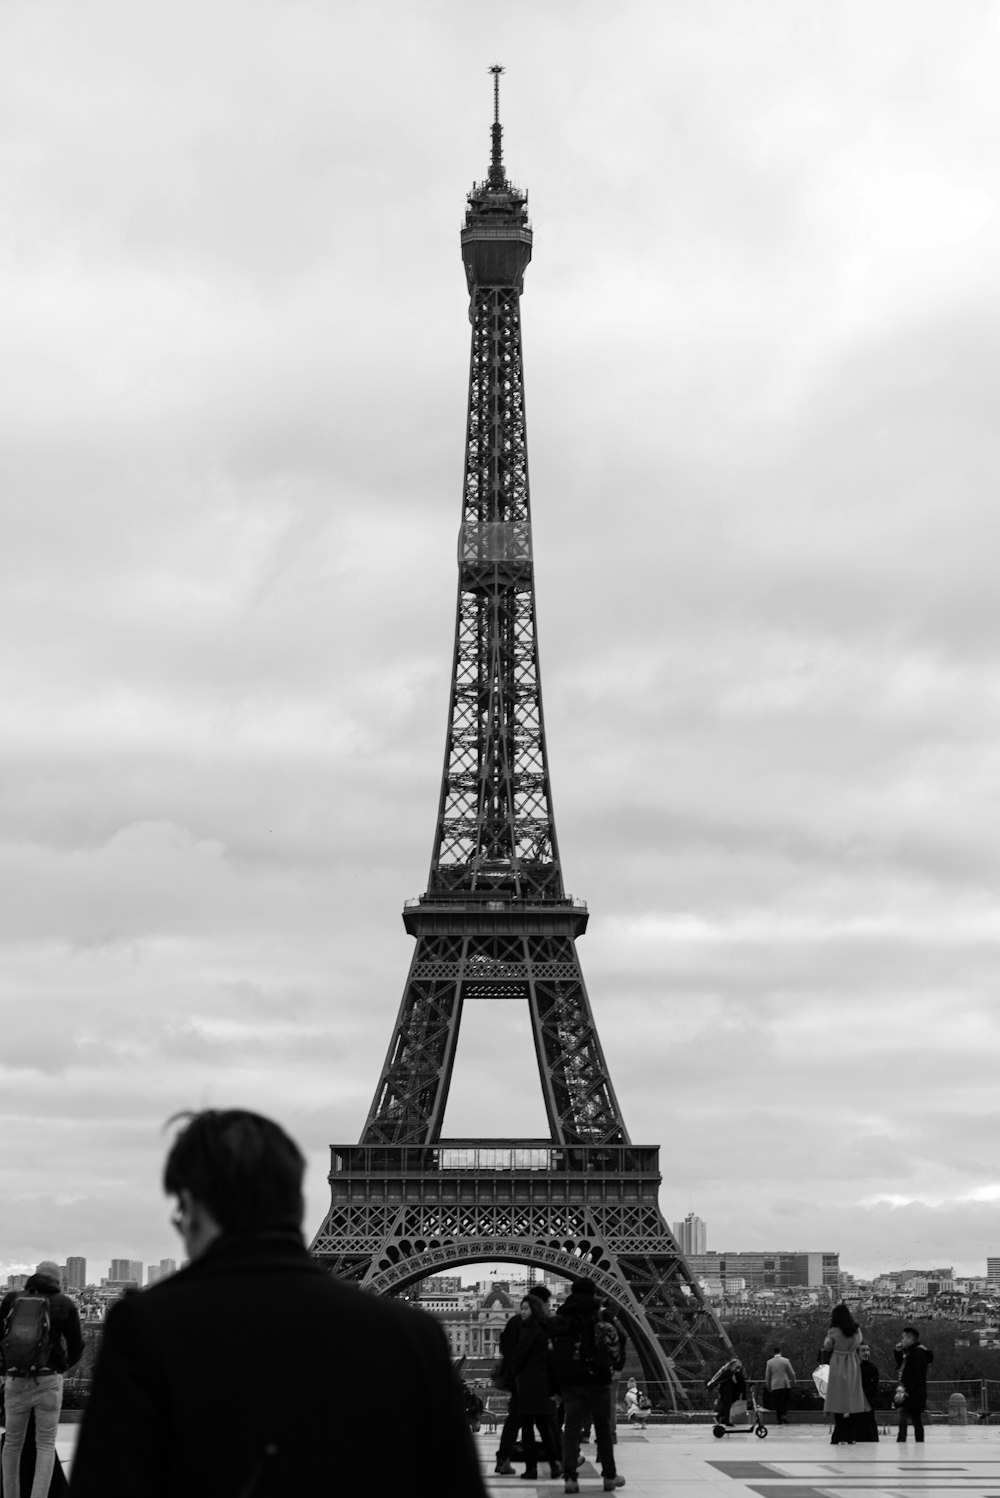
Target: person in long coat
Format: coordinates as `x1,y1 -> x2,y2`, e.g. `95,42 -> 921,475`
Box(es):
822,1303 -> 867,1444
855,1343 -> 881,1442
509,1295 -> 562,1480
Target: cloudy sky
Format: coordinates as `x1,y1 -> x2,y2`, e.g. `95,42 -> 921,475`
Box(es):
2,0 -> 999,1285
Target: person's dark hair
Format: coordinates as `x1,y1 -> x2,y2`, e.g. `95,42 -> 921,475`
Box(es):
532,1284 -> 551,1303
829,1302 -> 860,1338
572,1277 -> 597,1298
903,1325 -> 920,1340
163,1109 -> 305,1233
773,1345 -> 782,1355
521,1293 -> 551,1323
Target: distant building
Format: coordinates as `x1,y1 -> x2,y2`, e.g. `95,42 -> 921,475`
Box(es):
147,1258 -> 177,1287
65,1257 -> 87,1290
434,1284 -> 514,1362
672,1213 -> 707,1256
687,1251 -> 839,1291
109,1259 -> 132,1282
882,1267 -> 953,1287
987,1258 -> 1000,1288
5,1274 -> 28,1292
129,1260 -> 143,1287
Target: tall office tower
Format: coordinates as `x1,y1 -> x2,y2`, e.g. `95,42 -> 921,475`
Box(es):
109,1259 -> 131,1281
672,1214 -> 708,1256
128,1260 -> 143,1286
987,1257 -> 1000,1287
65,1257 -> 87,1290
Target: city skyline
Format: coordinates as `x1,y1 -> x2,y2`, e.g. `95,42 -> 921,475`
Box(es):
2,2 -> 1000,1281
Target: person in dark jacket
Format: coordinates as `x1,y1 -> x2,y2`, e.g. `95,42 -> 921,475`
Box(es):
510,1294 -> 561,1480
855,1343 -> 880,1443
550,1279 -> 623,1494
494,1284 -> 552,1475
707,1357 -> 747,1426
1,1260 -> 83,1498
894,1325 -> 934,1443
69,1109 -> 485,1498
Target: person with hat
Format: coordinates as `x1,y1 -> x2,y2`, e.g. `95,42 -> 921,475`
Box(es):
0,1260 -> 83,1498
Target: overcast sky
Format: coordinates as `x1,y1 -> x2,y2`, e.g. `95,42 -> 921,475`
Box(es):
2,0 -> 999,1286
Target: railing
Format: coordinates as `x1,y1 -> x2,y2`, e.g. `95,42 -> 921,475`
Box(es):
331,1141 -> 660,1176
403,895 -> 587,910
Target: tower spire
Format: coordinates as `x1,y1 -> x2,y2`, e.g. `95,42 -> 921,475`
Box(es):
488,63 -> 505,187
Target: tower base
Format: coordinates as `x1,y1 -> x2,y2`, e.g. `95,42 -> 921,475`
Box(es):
310,1138 -> 732,1409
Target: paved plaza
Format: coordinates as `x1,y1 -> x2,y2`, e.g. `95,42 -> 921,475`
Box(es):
476,1427 -> 1000,1498
43,1422 -> 1000,1496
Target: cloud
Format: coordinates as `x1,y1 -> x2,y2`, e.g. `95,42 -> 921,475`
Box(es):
1,0 -> 999,1284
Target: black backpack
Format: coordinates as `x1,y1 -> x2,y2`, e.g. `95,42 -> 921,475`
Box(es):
594,1316 -> 626,1372
0,1294 -> 52,1374
551,1310 -> 623,1380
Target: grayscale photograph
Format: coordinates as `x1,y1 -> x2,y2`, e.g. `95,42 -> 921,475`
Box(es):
1,3 -> 998,1495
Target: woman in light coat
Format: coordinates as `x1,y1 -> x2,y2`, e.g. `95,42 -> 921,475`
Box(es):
822,1302 -> 866,1444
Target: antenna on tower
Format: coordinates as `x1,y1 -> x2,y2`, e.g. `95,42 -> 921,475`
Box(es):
488,63 -> 505,186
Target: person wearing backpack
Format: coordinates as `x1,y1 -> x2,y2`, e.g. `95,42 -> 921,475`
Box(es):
549,1279 -> 625,1495
0,1260 -> 83,1498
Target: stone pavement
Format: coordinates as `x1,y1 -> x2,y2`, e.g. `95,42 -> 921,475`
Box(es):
477,1425 -> 1000,1498
48,1420 -> 1000,1495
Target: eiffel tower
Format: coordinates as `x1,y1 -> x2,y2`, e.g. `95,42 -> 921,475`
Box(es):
310,66 -> 732,1406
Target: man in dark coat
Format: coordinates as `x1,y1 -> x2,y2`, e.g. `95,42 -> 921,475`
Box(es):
550,1279 -> 624,1494
69,1109 -> 486,1498
1,1260 -> 83,1498
894,1325 -> 934,1443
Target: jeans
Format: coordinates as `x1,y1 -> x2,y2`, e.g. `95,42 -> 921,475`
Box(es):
2,1373 -> 63,1498
562,1384 -> 615,1481
898,1402 -> 925,1441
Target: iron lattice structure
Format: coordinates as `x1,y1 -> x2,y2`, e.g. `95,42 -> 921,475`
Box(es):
311,69 -> 732,1405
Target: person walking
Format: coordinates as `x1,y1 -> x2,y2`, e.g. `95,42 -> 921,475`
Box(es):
509,1294 -> 562,1481
69,1108 -> 486,1498
1,1260 -> 83,1498
551,1279 -> 624,1495
822,1302 -> 866,1444
707,1358 -> 747,1427
894,1326 -> 934,1444
764,1346 -> 797,1426
494,1285 -> 553,1475
855,1343 -> 881,1443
